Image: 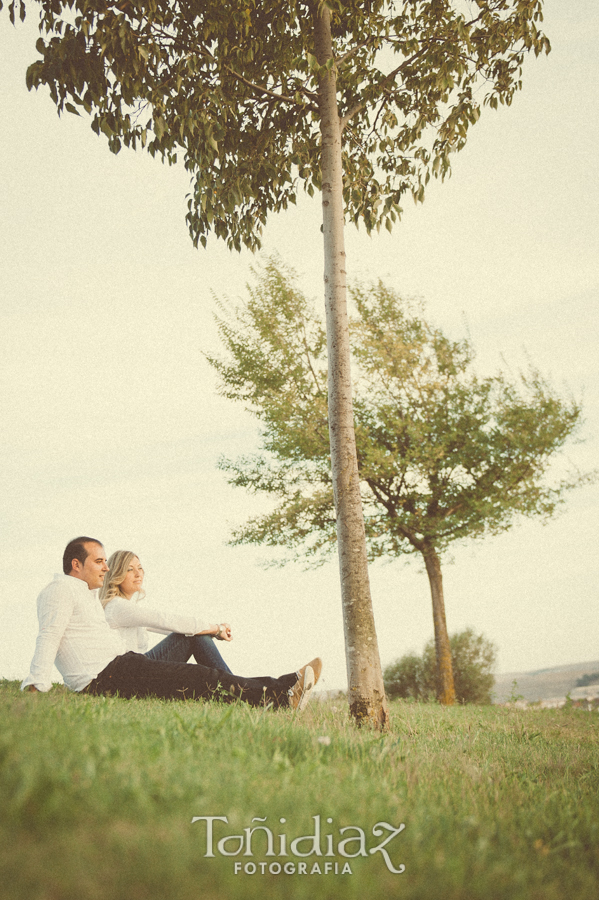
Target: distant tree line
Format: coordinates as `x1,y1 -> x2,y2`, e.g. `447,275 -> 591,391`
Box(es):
575,672 -> 599,688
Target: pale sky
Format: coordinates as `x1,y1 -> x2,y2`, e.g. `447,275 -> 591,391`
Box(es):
1,1 -> 598,693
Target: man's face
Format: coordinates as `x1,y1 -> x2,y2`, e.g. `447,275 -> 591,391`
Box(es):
70,542 -> 108,590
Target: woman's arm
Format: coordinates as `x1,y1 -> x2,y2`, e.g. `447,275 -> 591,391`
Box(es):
104,597 -> 231,640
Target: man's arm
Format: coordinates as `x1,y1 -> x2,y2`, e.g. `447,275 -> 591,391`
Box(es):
21,580 -> 75,692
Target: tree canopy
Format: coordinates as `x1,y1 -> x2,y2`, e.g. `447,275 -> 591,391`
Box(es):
209,260 -> 588,565
5,0 -> 550,251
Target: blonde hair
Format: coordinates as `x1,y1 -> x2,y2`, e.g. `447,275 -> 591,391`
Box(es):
99,550 -> 146,608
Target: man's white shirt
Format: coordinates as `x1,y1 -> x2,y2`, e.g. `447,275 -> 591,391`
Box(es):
21,574 -> 123,692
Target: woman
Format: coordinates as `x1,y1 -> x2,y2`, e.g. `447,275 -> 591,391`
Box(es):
99,550 -> 233,674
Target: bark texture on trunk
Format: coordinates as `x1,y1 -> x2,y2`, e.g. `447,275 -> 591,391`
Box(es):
313,4 -> 389,730
423,544 -> 456,705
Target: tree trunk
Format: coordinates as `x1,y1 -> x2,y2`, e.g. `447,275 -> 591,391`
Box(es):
422,544 -> 456,705
313,4 -> 389,730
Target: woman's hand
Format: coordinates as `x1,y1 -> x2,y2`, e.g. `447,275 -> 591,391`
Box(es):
196,623 -> 233,641
214,623 -> 232,642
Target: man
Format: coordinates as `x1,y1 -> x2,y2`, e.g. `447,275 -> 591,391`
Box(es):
22,537 -> 321,710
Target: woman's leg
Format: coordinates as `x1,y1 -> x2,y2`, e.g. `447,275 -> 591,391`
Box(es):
145,633 -> 232,674
144,633 -> 191,663
189,635 -> 233,674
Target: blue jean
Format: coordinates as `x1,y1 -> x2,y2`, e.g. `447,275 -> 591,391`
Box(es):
144,633 -> 232,674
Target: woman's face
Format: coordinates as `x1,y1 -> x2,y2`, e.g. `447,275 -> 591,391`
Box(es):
119,556 -> 144,598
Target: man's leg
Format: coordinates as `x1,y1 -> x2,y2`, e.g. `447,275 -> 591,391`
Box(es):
84,652 -> 295,707
145,634 -> 233,673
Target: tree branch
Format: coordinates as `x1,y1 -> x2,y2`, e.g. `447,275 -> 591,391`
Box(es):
224,66 -> 319,114
299,320 -> 325,396
364,478 -> 424,552
339,45 -> 429,133
334,37 -> 376,70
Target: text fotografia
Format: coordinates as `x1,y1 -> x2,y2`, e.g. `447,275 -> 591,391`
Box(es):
191,815 -> 406,875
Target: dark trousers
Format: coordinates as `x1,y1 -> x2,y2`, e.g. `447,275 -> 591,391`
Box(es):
83,652 -> 295,707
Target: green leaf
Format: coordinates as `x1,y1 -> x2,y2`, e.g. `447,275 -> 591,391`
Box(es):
154,116 -> 165,140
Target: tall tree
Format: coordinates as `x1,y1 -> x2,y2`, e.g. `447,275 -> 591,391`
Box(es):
4,0 -> 551,725
206,261 -> 592,704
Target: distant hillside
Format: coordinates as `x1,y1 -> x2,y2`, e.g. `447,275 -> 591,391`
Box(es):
493,660 -> 599,703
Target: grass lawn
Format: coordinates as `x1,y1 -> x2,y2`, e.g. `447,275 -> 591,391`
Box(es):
1,680 -> 597,900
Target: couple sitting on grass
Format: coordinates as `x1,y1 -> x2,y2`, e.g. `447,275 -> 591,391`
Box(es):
22,536 -> 322,711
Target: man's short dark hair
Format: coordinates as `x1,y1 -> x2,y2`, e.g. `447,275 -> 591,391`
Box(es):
63,537 -> 103,575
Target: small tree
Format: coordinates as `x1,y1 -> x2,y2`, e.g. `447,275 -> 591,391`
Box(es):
383,653 -> 433,702
208,260 -> 592,704
3,0 -> 551,728
384,628 -> 497,704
